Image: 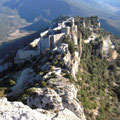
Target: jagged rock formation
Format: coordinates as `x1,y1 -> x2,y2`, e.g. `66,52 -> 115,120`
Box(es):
0,76 -> 86,120
63,51 -> 80,77
0,98 -> 81,120
0,98 -> 50,120
26,76 -> 86,119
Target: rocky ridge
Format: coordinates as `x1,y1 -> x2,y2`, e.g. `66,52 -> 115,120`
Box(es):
0,16 -> 119,120
0,78 -> 85,120
0,17 -> 86,120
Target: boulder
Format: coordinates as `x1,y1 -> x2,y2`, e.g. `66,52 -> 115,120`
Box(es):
0,98 -> 50,120
27,88 -> 64,110
26,76 -> 86,120
53,67 -> 62,76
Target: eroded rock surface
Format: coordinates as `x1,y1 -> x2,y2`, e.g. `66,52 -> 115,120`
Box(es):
26,77 -> 86,120
0,97 -> 85,120
27,88 -> 64,110
0,98 -> 50,120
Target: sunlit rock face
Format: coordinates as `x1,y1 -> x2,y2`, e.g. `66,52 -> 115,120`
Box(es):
0,97 -> 86,120
27,87 -> 64,110
0,98 -> 50,120
26,76 -> 86,120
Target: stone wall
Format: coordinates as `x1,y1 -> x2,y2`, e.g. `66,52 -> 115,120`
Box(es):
14,49 -> 39,62
38,17 -> 78,54
38,37 -> 50,53
53,33 -> 65,46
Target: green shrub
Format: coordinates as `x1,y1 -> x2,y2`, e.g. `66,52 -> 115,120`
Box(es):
96,115 -> 103,120
40,81 -> 47,88
64,73 -> 74,82
25,88 -> 38,94
9,80 -> 16,86
62,53 -> 66,57
34,83 -> 39,87
99,107 -> 104,114
39,71 -> 44,76
0,87 -> 7,97
84,99 -> 97,110
19,94 -> 28,104
49,65 -> 54,71
62,36 -> 76,55
59,61 -> 66,68
53,59 -> 58,65
43,70 -> 49,75
105,102 -> 110,112
19,88 -> 39,104
50,73 -> 57,78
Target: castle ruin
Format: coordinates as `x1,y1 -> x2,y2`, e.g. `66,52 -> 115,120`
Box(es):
14,17 -> 82,62
38,17 -> 78,53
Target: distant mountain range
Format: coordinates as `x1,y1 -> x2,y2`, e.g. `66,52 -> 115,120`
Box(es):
0,0 -> 120,45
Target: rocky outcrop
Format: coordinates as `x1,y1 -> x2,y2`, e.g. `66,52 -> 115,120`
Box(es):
26,76 -> 86,120
63,51 -> 80,77
27,88 -> 64,110
54,43 -> 80,77
50,77 -> 86,119
0,97 -> 84,120
0,98 -> 50,120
